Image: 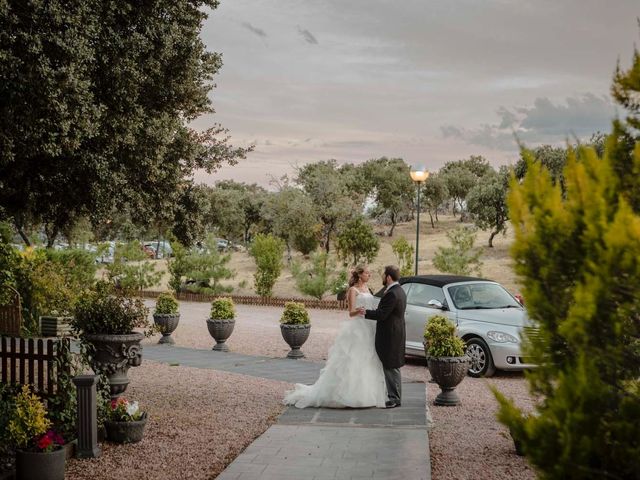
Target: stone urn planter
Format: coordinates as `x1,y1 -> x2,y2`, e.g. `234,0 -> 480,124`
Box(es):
207,297 -> 236,352
153,313 -> 180,344
280,324 -> 311,359
206,318 -> 235,351
105,413 -> 148,444
16,447 -> 66,480
424,315 -> 470,406
426,355 -> 470,406
84,332 -> 144,399
153,292 -> 180,344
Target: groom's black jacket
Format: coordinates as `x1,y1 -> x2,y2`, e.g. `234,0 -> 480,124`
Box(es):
365,284 -> 407,369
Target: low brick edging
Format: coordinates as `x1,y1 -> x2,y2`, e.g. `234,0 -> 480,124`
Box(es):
136,290 -> 348,310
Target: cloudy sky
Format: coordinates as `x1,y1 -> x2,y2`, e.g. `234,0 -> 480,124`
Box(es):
193,0 -> 639,187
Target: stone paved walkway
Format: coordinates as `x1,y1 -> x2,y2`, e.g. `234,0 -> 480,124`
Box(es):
144,344 -> 431,480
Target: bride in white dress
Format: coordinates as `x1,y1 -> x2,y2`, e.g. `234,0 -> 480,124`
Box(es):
284,265 -> 387,408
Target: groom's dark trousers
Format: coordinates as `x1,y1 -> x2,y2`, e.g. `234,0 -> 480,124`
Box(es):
365,284 -> 407,404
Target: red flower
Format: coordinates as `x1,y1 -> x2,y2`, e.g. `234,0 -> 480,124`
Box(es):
37,435 -> 53,450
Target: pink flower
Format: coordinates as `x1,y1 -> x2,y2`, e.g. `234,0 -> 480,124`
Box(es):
37,435 -> 53,451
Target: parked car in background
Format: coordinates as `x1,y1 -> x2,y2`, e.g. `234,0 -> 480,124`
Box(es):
374,274 -> 535,377
216,239 -> 230,252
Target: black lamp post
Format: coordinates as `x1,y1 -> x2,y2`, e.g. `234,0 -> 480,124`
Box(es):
409,166 -> 429,275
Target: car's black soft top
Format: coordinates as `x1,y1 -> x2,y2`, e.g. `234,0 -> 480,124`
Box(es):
399,274 -> 489,287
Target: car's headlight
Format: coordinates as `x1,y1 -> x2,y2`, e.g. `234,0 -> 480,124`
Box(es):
486,331 -> 519,343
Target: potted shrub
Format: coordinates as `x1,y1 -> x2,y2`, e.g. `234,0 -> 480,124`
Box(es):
71,282 -> 151,398
153,292 -> 180,344
104,397 -> 148,444
8,386 -> 66,480
206,297 -> 236,351
424,315 -> 470,406
280,302 -> 311,359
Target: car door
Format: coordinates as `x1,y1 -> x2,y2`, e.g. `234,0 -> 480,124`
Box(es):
403,282 -> 448,355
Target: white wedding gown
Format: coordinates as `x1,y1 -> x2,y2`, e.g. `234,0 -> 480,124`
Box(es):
283,291 -> 387,408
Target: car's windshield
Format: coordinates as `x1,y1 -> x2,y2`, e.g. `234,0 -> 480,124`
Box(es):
448,283 -> 521,310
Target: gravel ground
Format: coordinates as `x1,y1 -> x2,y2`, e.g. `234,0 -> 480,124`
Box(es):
66,362 -> 290,480
133,301 -> 536,479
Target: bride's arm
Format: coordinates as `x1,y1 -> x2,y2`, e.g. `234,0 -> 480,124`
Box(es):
347,286 -> 359,317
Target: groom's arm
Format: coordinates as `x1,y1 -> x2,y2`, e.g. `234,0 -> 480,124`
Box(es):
365,291 -> 397,323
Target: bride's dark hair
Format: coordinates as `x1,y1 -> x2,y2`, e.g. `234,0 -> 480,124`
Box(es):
348,265 -> 367,287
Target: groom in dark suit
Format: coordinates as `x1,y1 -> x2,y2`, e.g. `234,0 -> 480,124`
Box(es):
359,265 -> 407,408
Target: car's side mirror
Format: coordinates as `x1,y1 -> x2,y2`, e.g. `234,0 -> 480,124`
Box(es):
427,299 -> 445,310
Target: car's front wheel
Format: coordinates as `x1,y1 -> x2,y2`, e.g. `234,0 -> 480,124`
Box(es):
465,337 -> 496,378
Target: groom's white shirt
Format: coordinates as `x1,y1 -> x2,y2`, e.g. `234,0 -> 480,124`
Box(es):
384,281 -> 399,294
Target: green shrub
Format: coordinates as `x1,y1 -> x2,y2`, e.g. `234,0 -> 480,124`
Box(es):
183,236 -> 235,295
0,384 -> 20,454
249,234 -> 285,297
391,237 -> 414,277
105,241 -> 161,293
423,315 -> 466,357
155,292 -> 179,315
432,226 -> 482,276
335,215 -> 380,266
330,270 -> 348,295
72,282 -> 150,335
45,248 -> 97,287
209,297 -> 235,320
294,252 -> 342,300
280,302 -> 310,325
8,385 -> 51,449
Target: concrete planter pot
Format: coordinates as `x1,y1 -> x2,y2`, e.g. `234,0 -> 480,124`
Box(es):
105,413 -> 148,444
153,313 -> 180,344
280,324 -> 311,359
206,318 -> 235,352
426,355 -> 470,406
40,316 -> 73,337
83,332 -> 144,399
15,446 -> 66,480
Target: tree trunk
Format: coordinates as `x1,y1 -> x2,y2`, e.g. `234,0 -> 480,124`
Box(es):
435,209 -> 439,222
388,213 -> 396,237
45,225 -> 59,248
488,230 -> 497,248
16,226 -> 31,247
428,210 -> 434,228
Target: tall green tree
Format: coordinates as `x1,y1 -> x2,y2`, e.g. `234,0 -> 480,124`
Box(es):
0,0 -> 250,246
361,157 -> 414,236
261,187 -> 320,258
249,234 -> 285,297
421,174 -> 449,228
466,166 -> 509,247
441,165 -> 477,217
296,160 -> 359,253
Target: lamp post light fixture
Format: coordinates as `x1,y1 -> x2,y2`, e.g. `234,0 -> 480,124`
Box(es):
409,165 -> 429,275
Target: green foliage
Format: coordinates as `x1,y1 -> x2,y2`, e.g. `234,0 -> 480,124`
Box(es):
0,384 -> 20,455
336,216 -> 380,266
294,252 -> 341,300
47,339 -> 82,439
209,297 -> 235,320
360,157 -> 414,236
330,270 -> 349,295
466,166 -> 510,247
45,248 -> 97,286
261,187 -> 320,255
296,160 -> 362,253
612,44 -> 640,130
155,292 -> 179,315
441,156 -> 491,216
423,315 -> 466,357
249,234 -> 285,297
180,235 -> 235,295
280,302 -> 310,325
105,241 -> 162,293
8,385 -> 51,449
421,174 -> 449,227
432,227 -> 483,276
391,237 -> 414,277
493,133 -> 640,478
72,282 -> 150,335
0,0 -> 250,246
167,239 -> 189,294
0,242 -> 20,305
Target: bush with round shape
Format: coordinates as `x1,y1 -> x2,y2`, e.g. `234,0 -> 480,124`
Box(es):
154,292 -> 179,315
280,302 -> 310,325
209,297 -> 235,320
423,315 -> 466,357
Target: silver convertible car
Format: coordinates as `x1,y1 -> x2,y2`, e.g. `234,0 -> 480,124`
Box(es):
376,275 -> 535,377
